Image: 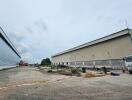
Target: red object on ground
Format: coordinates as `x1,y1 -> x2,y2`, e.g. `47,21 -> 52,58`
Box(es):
19,60 -> 28,66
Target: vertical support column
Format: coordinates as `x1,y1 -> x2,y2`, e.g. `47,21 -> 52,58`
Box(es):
83,61 -> 85,67
75,61 -> 77,68
129,29 -> 132,41
93,60 -> 95,68
109,59 -> 112,69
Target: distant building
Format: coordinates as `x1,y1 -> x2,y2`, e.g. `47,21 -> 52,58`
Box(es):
0,27 -> 21,69
52,28 -> 132,69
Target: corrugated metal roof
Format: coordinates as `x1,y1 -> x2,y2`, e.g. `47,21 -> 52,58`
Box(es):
52,28 -> 132,57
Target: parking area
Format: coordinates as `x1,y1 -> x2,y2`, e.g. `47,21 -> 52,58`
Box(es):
0,67 -> 132,100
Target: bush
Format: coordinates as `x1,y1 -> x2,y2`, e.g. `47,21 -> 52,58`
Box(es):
71,68 -> 78,74
47,70 -> 52,73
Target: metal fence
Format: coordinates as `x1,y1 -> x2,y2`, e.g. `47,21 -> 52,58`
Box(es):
68,59 -> 124,69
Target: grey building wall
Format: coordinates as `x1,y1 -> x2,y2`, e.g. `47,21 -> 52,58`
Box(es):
0,28 -> 21,69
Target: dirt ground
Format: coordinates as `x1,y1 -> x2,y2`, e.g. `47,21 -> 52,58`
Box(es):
0,67 -> 132,100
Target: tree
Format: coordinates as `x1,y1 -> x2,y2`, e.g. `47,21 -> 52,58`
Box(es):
45,58 -> 51,65
41,58 -> 51,66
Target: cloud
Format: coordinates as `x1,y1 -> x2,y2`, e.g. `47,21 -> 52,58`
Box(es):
26,27 -> 33,34
8,32 -> 25,42
21,52 -> 32,62
8,31 -> 33,62
34,19 -> 48,32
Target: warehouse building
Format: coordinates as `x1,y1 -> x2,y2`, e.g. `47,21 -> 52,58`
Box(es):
52,28 -> 132,68
0,27 -> 21,69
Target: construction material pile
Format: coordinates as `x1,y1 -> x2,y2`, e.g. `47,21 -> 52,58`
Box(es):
81,71 -> 105,78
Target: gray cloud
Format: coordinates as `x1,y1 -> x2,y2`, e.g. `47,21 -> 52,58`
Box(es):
34,19 -> 48,32
8,32 -> 24,42
26,27 -> 33,34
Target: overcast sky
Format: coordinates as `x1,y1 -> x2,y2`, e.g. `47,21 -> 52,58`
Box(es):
0,0 -> 132,63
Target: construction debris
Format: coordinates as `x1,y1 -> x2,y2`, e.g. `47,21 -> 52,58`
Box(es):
81,71 -> 105,78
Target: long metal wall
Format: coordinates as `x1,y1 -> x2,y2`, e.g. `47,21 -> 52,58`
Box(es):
0,36 -> 20,68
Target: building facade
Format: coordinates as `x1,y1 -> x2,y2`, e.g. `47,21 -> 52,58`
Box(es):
52,28 -> 132,68
0,27 -> 21,69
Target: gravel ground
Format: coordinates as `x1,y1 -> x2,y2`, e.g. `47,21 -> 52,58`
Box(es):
0,67 -> 132,100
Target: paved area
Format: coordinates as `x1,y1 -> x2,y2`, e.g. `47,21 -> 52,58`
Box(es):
0,67 -> 132,100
